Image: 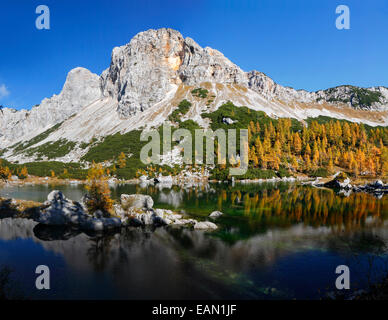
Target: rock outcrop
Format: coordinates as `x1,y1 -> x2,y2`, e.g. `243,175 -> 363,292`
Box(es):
323,173 -> 352,190
34,191 -> 218,231
36,190 -> 121,231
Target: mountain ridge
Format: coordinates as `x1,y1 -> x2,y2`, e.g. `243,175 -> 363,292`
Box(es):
1,28 -> 387,163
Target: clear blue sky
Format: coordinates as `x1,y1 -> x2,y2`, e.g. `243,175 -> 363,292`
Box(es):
0,0 -> 387,110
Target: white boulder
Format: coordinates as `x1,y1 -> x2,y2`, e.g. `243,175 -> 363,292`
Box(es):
209,211 -> 223,218
194,221 -> 218,230
121,194 -> 154,210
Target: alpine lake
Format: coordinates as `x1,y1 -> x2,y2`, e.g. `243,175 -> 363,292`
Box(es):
1,181 -> 388,300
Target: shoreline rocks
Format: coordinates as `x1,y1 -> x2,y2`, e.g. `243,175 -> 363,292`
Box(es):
316,174 -> 388,197
36,190 -> 122,231
32,190 -> 218,232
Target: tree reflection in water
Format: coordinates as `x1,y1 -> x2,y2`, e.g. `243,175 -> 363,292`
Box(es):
1,183 -> 388,299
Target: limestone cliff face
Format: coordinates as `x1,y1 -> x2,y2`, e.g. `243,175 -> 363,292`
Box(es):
101,29 -> 186,117
0,67 -> 102,146
100,28 -> 250,117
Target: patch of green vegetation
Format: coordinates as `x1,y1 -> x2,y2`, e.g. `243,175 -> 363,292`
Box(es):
327,97 -> 350,104
202,101 -> 302,133
81,130 -> 148,179
239,168 -> 277,180
168,99 -> 192,123
7,161 -> 88,180
178,119 -> 202,131
321,86 -> 383,109
350,87 -> 382,109
308,168 -> 330,178
0,158 -> 11,167
210,166 -> 277,180
277,167 -> 293,178
24,139 -> 76,159
81,130 -> 143,163
12,122 -> 63,154
79,141 -> 92,149
191,88 -> 209,99
306,115 -> 349,126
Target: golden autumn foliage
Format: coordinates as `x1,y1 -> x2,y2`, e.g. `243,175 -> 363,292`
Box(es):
18,166 -> 28,179
85,162 -> 114,214
242,118 -> 388,177
0,160 -> 12,181
118,152 -> 127,168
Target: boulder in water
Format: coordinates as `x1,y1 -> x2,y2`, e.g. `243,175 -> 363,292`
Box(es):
194,221 -> 218,230
209,211 -> 223,218
323,173 -> 352,190
121,194 -> 154,210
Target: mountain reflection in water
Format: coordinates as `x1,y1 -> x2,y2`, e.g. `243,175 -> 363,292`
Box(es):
0,182 -> 388,299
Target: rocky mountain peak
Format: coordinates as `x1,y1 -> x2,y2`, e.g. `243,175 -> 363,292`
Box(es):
0,67 -> 101,146
101,28 -> 249,117
101,28 -> 186,117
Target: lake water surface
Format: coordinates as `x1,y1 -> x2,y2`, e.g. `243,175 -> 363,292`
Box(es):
1,182 -> 388,299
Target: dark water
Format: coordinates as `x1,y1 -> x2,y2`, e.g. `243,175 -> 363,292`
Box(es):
1,182 -> 388,300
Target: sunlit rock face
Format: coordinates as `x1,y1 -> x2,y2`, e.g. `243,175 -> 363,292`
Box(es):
100,28 -> 250,117
101,28 -> 186,117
